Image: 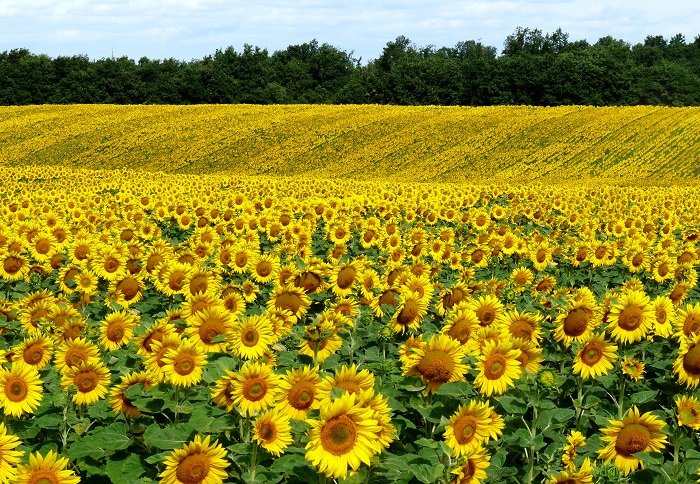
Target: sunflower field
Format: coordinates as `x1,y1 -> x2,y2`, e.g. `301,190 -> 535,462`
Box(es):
0,105 -> 700,484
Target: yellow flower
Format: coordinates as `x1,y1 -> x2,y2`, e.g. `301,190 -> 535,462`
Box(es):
676,395 -> 700,429
0,364 -> 43,417
572,333 -> 618,380
109,370 -> 155,418
474,340 -> 522,396
443,401 -> 492,457
305,392 -> 381,480
597,406 -> 667,475
253,409 -> 292,456
61,360 -> 111,406
12,335 -> 53,370
674,333 -> 700,389
160,435 -> 229,484
54,336 -> 101,373
276,366 -> 321,420
317,364 -> 375,405
14,450 -> 80,484
230,362 -> 281,416
450,445 -> 490,484
229,314 -> 275,360
402,334 -> 469,394
99,310 -> 138,351
0,422 -> 23,483
607,290 -> 654,344
161,338 -> 207,388
185,306 -> 232,353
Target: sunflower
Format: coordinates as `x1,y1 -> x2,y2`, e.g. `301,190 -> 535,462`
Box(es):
185,306 -> 232,353
229,314 -> 275,360
100,310 -> 138,351
230,244 -> 256,274
676,395 -> 700,429
398,336 -> 425,367
61,360 -> 111,406
562,430 -> 587,470
298,319 -> 342,363
275,366 -> 320,420
305,392 -> 381,479
530,242 -> 553,271
674,333 -> 700,389
181,291 -> 220,320
444,401 -> 492,457
12,335 -> 53,370
109,370 -> 155,418
474,340 -> 522,397
75,269 -> 98,295
54,336 -> 100,373
211,370 -> 238,412
548,458 -> 593,484
0,421 -> 23,482
162,338 -> 207,388
620,356 -> 645,381
135,319 -> 177,357
673,303 -> 700,341
219,289 -> 246,319
267,284 -> 310,321
157,261 -> 192,297
90,245 -> 126,281
230,362 -> 281,416
14,450 -> 80,484
572,333 -> 618,380
253,409 -> 292,456
500,310 -> 542,343
364,392 -> 396,451
509,267 -> 533,291
450,445 -> 490,484
441,306 -> 479,345
436,283 -> 471,316
403,334 -> 469,394
607,290 -> 654,344
0,251 -> 29,281
160,435 -> 229,484
512,338 -> 543,374
317,364 -> 375,405
554,298 -> 600,347
0,364 -> 43,417
185,268 -> 218,298
652,296 -> 675,338
109,273 -> 146,307
389,292 -> 429,334
251,253 -> 280,284
597,406 -> 667,475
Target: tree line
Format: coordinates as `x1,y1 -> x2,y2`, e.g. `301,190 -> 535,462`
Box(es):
1,28 -> 699,106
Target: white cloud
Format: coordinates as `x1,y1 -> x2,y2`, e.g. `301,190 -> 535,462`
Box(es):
0,0 -> 697,60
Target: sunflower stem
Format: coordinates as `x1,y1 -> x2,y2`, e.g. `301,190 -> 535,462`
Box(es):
524,388 -> 539,484
174,386 -> 180,422
574,377 -> 584,427
617,373 -> 626,419
250,443 -> 258,481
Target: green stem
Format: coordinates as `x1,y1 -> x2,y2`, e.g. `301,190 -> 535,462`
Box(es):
250,443 -> 258,481
174,386 -> 180,422
574,377 -> 584,427
525,387 -> 540,484
672,431 -> 680,479
618,374 -> 626,419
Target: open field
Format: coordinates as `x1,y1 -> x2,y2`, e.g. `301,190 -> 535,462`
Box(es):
0,105 -> 699,483
1,105 -> 699,182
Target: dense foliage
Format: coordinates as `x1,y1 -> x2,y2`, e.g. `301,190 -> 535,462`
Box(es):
2,28 -> 700,106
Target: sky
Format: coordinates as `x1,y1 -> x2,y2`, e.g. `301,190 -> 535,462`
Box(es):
1,0 -> 698,63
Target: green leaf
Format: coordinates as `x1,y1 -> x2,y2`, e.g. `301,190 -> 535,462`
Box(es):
411,463 -> 445,483
630,390 -> 658,405
105,454 -> 146,484
143,423 -> 193,450
67,422 -> 132,460
497,395 -> 527,414
435,381 -> 471,397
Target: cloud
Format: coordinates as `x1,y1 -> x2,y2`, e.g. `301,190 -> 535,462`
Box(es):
0,0 -> 697,61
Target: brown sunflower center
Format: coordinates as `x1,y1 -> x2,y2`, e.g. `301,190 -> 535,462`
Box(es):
3,256 -> 23,274
680,407 -> 697,424
117,278 -> 140,299
169,272 -> 186,291
453,415 -> 478,445
75,370 -> 99,392
683,315 -> 700,336
397,300 -> 420,326
336,380 -> 362,395
256,261 -> 273,277
104,257 -> 120,273
595,246 -> 607,259
174,354 -> 196,376
320,415 -> 358,456
288,382 -> 315,410
581,342 -> 603,366
417,351 -> 455,383
614,423 -> 651,456
107,322 -> 126,342
276,292 -> 302,314
242,377 -> 267,401
259,421 -> 276,441
632,253 -> 645,267
28,471 -> 59,484
563,308 -> 591,337
67,348 -> 89,367
655,306 -> 667,325
189,275 -> 209,295
448,318 -> 472,344
510,320 -> 534,340
683,344 -> 700,376
483,353 -> 507,380
23,343 -> 45,365
618,305 -> 644,331
242,328 -> 259,347
476,306 -> 495,327
235,253 -> 248,268
175,452 -> 211,484
336,267 -> 356,289
5,376 -> 28,402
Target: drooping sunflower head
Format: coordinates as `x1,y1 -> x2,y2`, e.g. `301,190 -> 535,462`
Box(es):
389,292 -> 429,334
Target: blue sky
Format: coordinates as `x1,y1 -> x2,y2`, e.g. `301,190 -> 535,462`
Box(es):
2,1 -> 698,62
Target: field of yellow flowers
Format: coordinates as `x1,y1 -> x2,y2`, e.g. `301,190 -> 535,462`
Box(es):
1,105 -> 700,182
0,105 -> 699,484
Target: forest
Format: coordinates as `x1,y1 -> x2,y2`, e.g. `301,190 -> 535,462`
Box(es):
1,27 -> 699,106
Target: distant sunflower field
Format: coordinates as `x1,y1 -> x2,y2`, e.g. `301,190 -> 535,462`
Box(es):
0,105 -> 700,484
